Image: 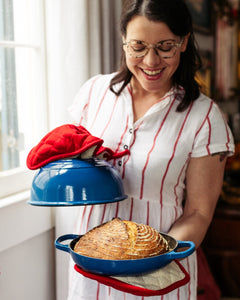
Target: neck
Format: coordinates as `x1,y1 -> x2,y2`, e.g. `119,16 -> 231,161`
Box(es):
130,78 -> 172,103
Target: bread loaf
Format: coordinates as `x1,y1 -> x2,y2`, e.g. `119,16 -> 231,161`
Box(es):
74,218 -> 169,260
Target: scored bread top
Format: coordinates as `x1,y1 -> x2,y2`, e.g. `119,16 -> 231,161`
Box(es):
74,218 -> 169,260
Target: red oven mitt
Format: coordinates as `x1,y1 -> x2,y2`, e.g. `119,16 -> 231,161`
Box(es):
74,260 -> 190,297
26,124 -> 130,170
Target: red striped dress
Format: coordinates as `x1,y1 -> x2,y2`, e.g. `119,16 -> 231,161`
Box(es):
67,73 -> 234,300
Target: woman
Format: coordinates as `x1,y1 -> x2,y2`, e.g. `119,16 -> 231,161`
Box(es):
67,0 -> 234,299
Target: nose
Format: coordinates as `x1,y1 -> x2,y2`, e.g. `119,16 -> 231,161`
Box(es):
143,48 -> 161,66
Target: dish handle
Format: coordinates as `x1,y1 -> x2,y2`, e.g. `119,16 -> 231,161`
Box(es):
55,234 -> 79,253
169,241 -> 195,259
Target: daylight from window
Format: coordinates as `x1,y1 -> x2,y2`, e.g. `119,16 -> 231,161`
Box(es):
0,0 -> 47,173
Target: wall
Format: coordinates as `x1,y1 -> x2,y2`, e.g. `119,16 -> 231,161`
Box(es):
0,192 -> 55,300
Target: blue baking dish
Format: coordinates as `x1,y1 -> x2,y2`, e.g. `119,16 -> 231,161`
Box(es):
28,158 -> 127,206
55,233 -> 195,275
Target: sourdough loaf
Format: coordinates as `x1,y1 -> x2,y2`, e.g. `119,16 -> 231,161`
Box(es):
74,218 -> 169,260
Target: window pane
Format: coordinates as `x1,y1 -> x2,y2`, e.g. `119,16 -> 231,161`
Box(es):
0,0 -> 17,171
0,0 -> 47,173
0,47 -> 19,170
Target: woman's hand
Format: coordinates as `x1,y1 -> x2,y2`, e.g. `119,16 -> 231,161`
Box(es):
168,153 -> 228,248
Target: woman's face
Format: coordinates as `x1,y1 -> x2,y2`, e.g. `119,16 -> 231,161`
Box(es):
123,16 -> 189,97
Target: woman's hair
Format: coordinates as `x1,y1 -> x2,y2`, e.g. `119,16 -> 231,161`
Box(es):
109,0 -> 202,112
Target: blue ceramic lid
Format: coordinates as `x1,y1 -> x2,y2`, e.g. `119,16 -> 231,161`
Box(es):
28,159 -> 127,206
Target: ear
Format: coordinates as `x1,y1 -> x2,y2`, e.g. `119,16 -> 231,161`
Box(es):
180,33 -> 190,53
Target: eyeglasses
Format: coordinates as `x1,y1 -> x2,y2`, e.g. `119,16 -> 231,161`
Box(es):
123,39 -> 184,59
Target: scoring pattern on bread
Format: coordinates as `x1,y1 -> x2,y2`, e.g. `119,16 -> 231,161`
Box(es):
74,218 -> 169,260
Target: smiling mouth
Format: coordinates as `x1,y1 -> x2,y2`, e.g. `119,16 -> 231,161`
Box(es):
142,69 -> 164,76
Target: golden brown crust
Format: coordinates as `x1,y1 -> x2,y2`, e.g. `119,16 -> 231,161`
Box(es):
74,218 -> 169,260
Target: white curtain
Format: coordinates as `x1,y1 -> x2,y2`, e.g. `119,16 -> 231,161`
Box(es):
45,0 -> 122,129
44,1 -> 122,299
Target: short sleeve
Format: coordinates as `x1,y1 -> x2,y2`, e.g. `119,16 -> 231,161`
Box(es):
191,102 -> 235,157
68,75 -> 100,126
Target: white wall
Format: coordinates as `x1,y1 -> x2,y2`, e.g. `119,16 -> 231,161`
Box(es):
0,193 -> 55,300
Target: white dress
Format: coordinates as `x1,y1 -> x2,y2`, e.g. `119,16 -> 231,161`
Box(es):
67,73 -> 234,300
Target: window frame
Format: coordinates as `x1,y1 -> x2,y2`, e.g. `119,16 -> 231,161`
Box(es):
0,167 -> 35,199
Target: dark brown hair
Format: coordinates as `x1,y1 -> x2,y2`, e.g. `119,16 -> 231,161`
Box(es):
110,0 -> 202,112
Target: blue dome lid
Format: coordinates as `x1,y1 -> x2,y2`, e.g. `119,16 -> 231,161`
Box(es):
28,159 -> 127,206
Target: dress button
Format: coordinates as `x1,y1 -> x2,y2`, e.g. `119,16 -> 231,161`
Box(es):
124,145 -> 128,150
118,161 -> 122,166
129,128 -> 133,134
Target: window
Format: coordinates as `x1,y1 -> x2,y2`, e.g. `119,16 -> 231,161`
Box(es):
0,0 -> 48,198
